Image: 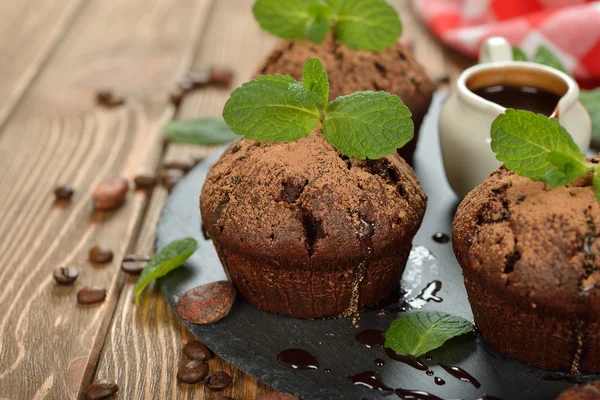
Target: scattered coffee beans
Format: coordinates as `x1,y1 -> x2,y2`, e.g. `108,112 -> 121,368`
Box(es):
176,360 -> 209,384
163,161 -> 191,173
120,260 -> 146,274
209,67 -> 234,87
181,71 -> 210,89
89,245 -> 114,264
134,175 -> 157,190
85,378 -> 118,400
183,340 -> 212,361
205,371 -> 232,391
53,266 -> 79,285
92,178 -> 129,210
96,90 -> 125,108
54,185 -> 74,201
176,281 -> 236,324
169,89 -> 185,107
77,286 -> 106,305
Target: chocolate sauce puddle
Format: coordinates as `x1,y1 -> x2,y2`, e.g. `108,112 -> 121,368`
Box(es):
355,329 -> 385,348
349,371 -> 393,391
374,358 -> 385,366
438,363 -> 481,388
394,388 -> 442,400
385,348 -> 428,371
433,377 -> 445,386
432,232 -> 450,243
277,349 -> 319,370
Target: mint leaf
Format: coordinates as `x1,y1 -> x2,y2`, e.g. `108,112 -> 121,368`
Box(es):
491,109 -> 587,184
302,58 -> 329,106
580,88 -> 600,141
223,74 -> 322,142
134,238 -> 198,305
512,46 -> 528,62
384,311 -> 473,358
334,0 -> 402,51
322,91 -> 413,159
305,2 -> 333,43
533,45 -> 567,74
253,0 -> 316,40
594,165 -> 600,202
164,118 -> 239,145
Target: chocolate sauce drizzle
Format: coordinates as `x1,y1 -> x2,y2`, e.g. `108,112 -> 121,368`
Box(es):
277,349 -> 319,370
355,329 -> 385,348
395,388 -> 443,400
385,348 -> 428,371
438,363 -> 481,388
349,371 -> 393,391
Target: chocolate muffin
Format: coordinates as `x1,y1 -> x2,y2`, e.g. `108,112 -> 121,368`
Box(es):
256,35 -> 434,164
556,382 -> 600,400
453,165 -> 600,373
200,128 -> 426,319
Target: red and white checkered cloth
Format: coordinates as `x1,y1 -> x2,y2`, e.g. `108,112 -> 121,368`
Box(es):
412,0 -> 600,86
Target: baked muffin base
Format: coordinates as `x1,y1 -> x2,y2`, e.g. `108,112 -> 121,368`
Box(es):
464,272 -> 600,373
214,241 -> 412,319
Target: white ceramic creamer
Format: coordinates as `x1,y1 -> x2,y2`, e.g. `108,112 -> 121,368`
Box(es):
439,37 -> 591,198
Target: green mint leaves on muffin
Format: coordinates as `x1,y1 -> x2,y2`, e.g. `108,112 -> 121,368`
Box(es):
491,109 -> 600,198
384,311 -> 473,358
164,118 -> 240,145
134,238 -> 198,305
222,57 -> 413,159
252,0 -> 403,51
508,45 -> 600,141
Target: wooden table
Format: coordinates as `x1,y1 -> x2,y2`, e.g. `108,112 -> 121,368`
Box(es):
0,1 -> 469,398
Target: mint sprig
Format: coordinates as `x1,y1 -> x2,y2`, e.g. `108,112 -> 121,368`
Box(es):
384,311 -> 473,358
164,118 -> 239,145
491,109 -> 598,196
222,58 -> 413,160
253,0 -> 402,51
134,238 -> 198,305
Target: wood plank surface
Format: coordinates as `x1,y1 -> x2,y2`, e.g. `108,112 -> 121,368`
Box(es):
0,0 -> 85,130
0,0 -> 214,398
93,1 -> 471,399
93,1 -> 279,398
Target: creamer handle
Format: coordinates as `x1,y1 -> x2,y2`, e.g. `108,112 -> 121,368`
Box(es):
479,37 -> 513,64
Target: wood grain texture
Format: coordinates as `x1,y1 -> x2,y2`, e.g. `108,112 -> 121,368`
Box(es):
0,0 -> 213,398
0,0 -> 87,131
93,0 -> 279,398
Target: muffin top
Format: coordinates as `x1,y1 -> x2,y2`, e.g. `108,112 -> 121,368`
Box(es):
453,163 -> 600,319
556,382 -> 600,400
200,128 -> 426,271
256,35 -> 434,116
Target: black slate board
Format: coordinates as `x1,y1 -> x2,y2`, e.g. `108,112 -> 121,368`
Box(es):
157,93 -> 599,400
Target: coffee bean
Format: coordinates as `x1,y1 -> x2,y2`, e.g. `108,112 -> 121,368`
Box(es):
256,394 -> 298,400
163,161 -> 191,173
134,175 -> 157,190
53,266 -> 79,285
209,67 -> 234,88
89,245 -> 114,264
96,90 -> 125,108
77,286 -> 106,304
120,260 -> 146,274
92,178 -> 129,210
169,89 -> 185,107
123,254 -> 151,262
180,71 -> 210,90
205,371 -> 232,391
176,360 -> 209,384
176,281 -> 236,324
54,185 -> 74,201
85,378 -> 118,399
183,340 -> 212,361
